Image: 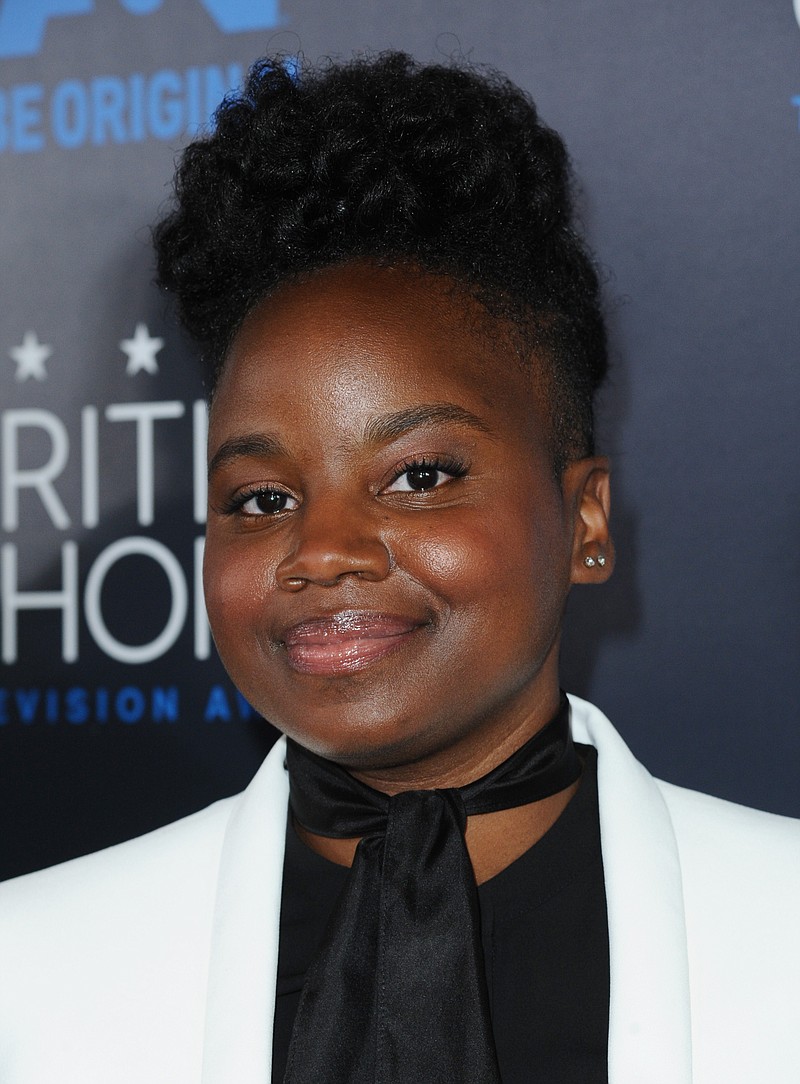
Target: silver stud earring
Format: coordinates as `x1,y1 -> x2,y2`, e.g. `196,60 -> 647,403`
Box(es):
583,555 -> 596,568
597,554 -> 606,567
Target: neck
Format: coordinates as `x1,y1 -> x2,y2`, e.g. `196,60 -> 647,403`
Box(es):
346,682 -> 564,794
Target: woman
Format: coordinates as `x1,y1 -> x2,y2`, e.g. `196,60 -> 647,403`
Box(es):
0,52 -> 798,1084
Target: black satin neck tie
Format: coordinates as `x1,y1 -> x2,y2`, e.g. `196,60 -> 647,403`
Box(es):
283,695 -> 580,1084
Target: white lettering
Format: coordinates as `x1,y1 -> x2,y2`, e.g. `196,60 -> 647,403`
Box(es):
1,408 -> 71,530
193,398 -> 207,524
193,534 -> 210,659
1,541 -> 78,662
83,536 -> 188,663
105,400 -> 184,525
81,405 -> 99,527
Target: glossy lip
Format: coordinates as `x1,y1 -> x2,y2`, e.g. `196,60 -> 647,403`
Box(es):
280,611 -> 425,676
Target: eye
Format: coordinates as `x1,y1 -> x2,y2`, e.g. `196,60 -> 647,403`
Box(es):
384,457 -> 467,493
238,488 -> 299,515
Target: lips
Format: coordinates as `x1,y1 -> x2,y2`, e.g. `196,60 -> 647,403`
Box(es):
280,611 -> 424,675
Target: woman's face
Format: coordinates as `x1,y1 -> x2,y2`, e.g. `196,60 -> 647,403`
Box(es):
204,263 -> 610,788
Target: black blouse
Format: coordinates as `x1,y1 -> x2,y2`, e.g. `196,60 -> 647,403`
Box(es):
272,745 -> 609,1083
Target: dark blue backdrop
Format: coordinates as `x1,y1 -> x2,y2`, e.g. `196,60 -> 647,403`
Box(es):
1,0 -> 798,881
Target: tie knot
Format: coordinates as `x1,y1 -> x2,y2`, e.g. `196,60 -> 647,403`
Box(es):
387,787 -> 468,837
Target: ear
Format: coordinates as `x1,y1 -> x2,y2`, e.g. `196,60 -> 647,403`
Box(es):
562,456 -> 614,585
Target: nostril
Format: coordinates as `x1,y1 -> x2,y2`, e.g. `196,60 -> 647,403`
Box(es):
276,528 -> 392,588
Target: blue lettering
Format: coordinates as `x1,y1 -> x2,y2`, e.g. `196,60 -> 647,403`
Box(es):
15,689 -> 39,723
65,687 -> 89,723
119,0 -> 161,11
204,684 -> 232,721
96,685 -> 108,722
0,62 -> 253,154
51,79 -> 88,147
0,690 -> 8,724
148,68 -> 182,140
116,685 -> 145,723
185,66 -> 202,133
199,0 -> 283,33
91,76 -> 126,144
45,687 -> 59,722
0,0 -> 93,59
235,692 -> 255,720
0,1 -> 282,59
152,685 -> 179,722
203,63 -> 243,127
128,72 -> 145,141
11,84 -> 44,152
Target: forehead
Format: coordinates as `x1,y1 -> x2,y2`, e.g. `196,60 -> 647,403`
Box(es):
211,263 -> 546,447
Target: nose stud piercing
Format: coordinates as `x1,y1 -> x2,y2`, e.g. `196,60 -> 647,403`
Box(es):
583,554 -> 606,568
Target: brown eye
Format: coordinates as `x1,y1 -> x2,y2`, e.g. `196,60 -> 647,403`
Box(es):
387,466 -> 447,492
385,457 -> 467,494
241,489 -> 298,515
404,466 -> 441,490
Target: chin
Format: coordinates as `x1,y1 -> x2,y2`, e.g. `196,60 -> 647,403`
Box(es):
278,705 -> 446,773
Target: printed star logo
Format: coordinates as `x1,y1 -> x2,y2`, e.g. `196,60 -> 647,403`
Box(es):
120,323 -> 164,376
9,331 -> 52,382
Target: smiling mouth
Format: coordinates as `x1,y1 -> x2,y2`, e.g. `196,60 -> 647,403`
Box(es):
281,612 -> 424,675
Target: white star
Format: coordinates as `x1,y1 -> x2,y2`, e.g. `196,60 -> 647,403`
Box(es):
10,331 -> 52,382
120,322 -> 164,376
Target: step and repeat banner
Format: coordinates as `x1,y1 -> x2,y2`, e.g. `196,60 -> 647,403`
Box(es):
1,0 -> 798,880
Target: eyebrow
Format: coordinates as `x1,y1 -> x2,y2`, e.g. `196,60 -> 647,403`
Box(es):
208,434 -> 289,477
208,403 -> 492,478
363,403 -> 492,444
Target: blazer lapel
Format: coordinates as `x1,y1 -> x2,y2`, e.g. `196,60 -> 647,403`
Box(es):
569,695 -> 693,1084
201,737 -> 289,1084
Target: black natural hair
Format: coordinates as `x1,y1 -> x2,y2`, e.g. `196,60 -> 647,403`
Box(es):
154,51 -> 608,469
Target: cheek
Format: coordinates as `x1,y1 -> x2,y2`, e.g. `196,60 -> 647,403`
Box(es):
409,534 -> 472,582
398,509 -> 547,606
405,501 -> 571,653
203,537 -> 271,647
399,514 -> 499,588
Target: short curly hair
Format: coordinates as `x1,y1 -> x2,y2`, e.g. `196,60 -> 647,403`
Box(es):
154,52 -> 608,469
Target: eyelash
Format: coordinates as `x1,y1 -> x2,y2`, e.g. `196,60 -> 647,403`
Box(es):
221,455 -> 469,517
220,486 -> 296,516
386,455 -> 468,491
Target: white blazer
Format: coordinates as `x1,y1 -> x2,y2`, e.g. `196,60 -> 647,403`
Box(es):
0,696 -> 798,1083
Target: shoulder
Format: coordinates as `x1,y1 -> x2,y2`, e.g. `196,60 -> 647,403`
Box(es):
0,792 -> 237,968
0,791 -> 236,929
569,691 -> 800,952
570,694 -> 800,1080
0,736 -> 290,925
569,691 -> 800,866
658,775 -> 800,864
655,776 -> 800,936
657,784 -> 800,1081
0,796 -> 236,1083
0,738 -> 289,1083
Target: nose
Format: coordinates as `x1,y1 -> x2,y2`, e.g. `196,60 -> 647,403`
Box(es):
275,496 -> 392,590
